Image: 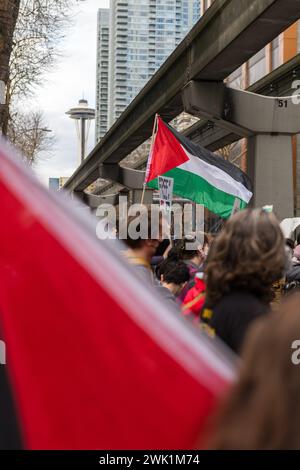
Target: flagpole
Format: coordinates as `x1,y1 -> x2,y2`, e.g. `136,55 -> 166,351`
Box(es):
140,184 -> 147,206
141,113 -> 159,205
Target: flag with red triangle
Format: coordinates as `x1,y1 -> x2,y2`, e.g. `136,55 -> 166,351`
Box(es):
145,116 -> 252,218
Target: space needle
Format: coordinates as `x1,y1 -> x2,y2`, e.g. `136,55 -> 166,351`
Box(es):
66,98 -> 95,163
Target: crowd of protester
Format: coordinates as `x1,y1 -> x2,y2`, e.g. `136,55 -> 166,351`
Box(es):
121,206 -> 300,449
122,207 -> 294,353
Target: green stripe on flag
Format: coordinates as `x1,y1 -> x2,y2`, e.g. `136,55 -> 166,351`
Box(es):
147,167 -> 247,219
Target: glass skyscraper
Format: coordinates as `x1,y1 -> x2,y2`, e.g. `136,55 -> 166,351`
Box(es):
95,0 -> 200,142
95,9 -> 110,142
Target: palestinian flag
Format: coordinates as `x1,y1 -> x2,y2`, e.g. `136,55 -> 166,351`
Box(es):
0,141 -> 235,449
146,117 -> 253,218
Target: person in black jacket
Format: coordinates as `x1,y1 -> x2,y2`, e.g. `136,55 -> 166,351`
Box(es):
204,209 -> 286,354
207,294 -> 300,449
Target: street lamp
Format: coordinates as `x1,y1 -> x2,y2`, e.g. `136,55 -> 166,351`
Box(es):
25,127 -> 52,133
38,127 -> 52,133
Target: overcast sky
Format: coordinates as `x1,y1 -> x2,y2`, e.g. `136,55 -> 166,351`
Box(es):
33,0 -> 109,186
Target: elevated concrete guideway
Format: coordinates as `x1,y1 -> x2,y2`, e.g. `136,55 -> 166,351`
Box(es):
182,80 -> 300,218
76,51 -> 300,209
184,52 -> 300,150
183,82 -> 300,136
64,0 -> 300,194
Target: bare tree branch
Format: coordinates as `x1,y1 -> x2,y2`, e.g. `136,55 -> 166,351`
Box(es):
7,108 -> 55,165
3,0 -> 76,165
0,0 -> 21,130
6,0 -> 74,106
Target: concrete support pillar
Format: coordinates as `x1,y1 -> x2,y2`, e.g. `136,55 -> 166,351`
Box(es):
248,134 -> 294,219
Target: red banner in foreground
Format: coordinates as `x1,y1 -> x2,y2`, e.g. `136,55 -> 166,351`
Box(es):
0,143 -> 235,449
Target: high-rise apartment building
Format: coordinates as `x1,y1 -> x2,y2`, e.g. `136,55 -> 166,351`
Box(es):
49,177 -> 69,191
95,9 -> 110,141
49,177 -> 60,191
95,0 -> 200,142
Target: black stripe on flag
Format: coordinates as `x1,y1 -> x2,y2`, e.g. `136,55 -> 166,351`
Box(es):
165,122 -> 253,193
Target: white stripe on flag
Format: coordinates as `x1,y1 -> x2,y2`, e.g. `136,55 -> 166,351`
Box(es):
179,146 -> 253,203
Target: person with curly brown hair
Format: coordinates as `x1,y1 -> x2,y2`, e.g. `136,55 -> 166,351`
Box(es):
204,208 -> 286,354
206,294 -> 300,449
